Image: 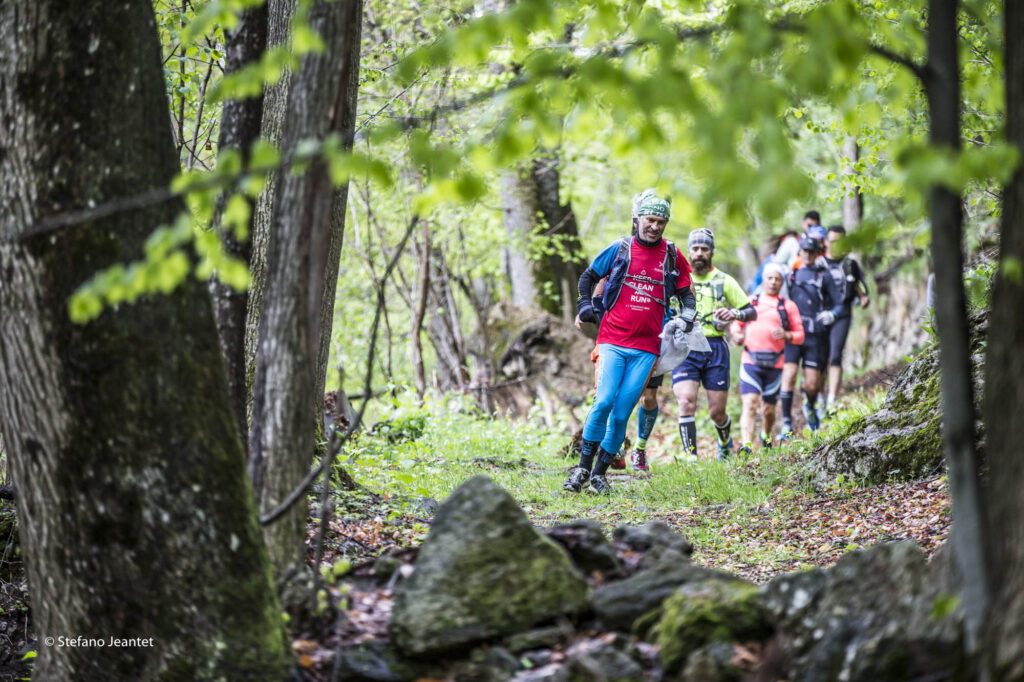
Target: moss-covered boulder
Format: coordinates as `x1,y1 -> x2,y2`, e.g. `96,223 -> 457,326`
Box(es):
651,579 -> 769,675
390,476 -> 587,656
808,312 -> 986,488
590,547 -> 735,631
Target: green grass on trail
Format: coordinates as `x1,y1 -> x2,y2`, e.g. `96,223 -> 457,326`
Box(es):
331,381 -> 948,583
338,400 -> 834,572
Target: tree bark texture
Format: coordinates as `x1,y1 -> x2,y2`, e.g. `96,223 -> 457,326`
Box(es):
313,0 -> 363,406
924,0 -> 991,652
0,3 -> 290,679
246,0 -> 296,424
501,165 -> 541,309
210,2 -> 268,450
248,0 -> 363,576
985,0 -> 1024,676
841,136 -> 863,230
531,154 -> 586,322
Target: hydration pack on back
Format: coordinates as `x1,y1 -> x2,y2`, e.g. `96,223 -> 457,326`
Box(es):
602,238 -> 680,312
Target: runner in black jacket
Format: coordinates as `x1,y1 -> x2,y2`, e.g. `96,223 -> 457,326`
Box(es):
779,236 -> 843,435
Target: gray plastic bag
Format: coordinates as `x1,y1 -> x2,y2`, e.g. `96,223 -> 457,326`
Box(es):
654,317 -> 712,376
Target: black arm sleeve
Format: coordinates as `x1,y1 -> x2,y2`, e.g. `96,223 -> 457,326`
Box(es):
578,267 -> 600,311
854,260 -> 870,297
675,285 -> 696,312
734,303 -> 757,322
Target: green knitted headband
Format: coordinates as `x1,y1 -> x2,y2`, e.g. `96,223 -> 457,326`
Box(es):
636,194 -> 671,220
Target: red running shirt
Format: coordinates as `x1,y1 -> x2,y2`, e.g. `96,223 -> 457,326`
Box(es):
597,239 -> 692,355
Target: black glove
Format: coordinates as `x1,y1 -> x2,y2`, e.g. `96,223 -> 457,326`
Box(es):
579,297 -> 604,324
681,307 -> 697,333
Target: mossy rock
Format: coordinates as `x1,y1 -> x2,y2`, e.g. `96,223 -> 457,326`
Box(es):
652,579 -> 770,675
809,313 -> 987,488
390,476 -> 587,656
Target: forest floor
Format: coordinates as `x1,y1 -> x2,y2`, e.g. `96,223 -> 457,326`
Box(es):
0,363 -> 949,680
283,361 -> 951,678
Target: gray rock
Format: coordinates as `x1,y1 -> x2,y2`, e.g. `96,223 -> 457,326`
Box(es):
510,663 -> 568,682
390,476 -> 588,656
808,311 -> 987,488
679,641 -> 744,682
612,519 -> 693,558
566,645 -> 643,682
504,625 -> 569,654
334,640 -> 440,682
450,646 -> 521,682
759,541 -> 965,682
545,520 -> 622,576
590,548 -> 735,631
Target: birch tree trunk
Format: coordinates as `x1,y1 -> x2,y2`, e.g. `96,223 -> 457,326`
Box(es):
248,0 -> 363,577
0,2 -> 290,678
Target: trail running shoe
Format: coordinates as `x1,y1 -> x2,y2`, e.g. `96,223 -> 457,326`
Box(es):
803,403 -> 820,431
589,475 -> 612,495
779,423 -> 793,441
737,444 -> 753,457
562,467 -> 591,493
717,438 -> 733,461
760,432 -> 773,449
610,454 -> 626,470
630,448 -> 649,471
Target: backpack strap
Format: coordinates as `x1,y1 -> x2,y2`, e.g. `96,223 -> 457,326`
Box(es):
754,294 -> 790,331
777,299 -> 791,331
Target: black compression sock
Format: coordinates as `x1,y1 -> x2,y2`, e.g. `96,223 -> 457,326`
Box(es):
578,439 -> 600,472
714,416 -> 732,445
780,392 -> 793,422
591,447 -> 614,476
678,416 -> 697,455
802,387 -> 817,410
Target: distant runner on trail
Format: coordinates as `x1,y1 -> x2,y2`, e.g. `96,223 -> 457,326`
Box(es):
671,228 -> 756,460
730,263 -> 804,454
566,191 -> 695,495
779,235 -> 843,436
821,225 -> 871,414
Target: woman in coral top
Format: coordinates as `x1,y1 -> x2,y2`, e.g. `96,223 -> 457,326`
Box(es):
730,264 -> 804,454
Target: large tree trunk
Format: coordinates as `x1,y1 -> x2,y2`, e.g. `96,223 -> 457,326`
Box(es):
531,154 -> 586,323
210,2 -> 268,448
985,0 -> 1024,676
0,3 -> 290,679
501,165 -> 541,308
248,0 -> 363,577
924,0 -> 991,651
841,136 -> 863,229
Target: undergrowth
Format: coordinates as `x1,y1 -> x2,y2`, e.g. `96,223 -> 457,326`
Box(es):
332,383 -> 892,573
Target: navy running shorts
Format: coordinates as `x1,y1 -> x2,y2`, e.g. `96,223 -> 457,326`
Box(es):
671,336 -> 731,391
784,332 -> 829,370
739,363 -> 784,403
